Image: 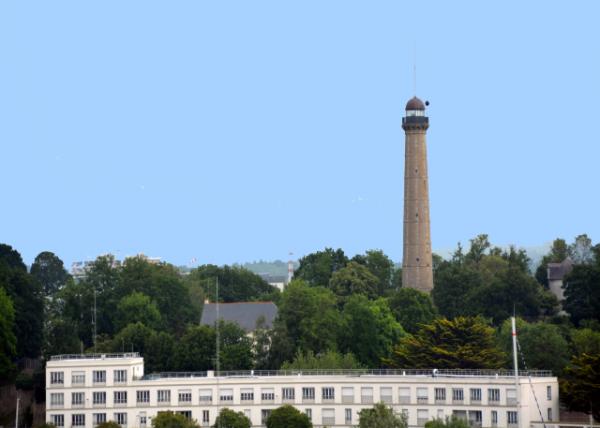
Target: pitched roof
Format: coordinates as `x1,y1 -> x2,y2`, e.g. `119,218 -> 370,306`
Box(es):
200,302 -> 278,332
547,258 -> 573,281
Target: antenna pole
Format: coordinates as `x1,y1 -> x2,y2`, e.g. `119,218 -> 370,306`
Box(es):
215,277 -> 220,427
14,395 -> 19,428
93,288 -> 97,353
512,316 -> 520,428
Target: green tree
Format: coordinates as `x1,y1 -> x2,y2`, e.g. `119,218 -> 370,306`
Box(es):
144,331 -> 176,373
535,238 -> 568,287
281,350 -> 362,370
387,288 -> 438,334
329,261 -> 379,300
425,416 -> 470,428
385,317 -> 505,369
560,353 -> 600,422
571,328 -> 600,356
115,292 -> 162,331
213,408 -> 251,428
266,405 -> 312,428
218,320 -> 253,370
352,250 -> 395,295
0,287 -> 16,379
432,262 -> 482,319
563,264 -> 600,326
173,325 -> 216,371
293,248 -> 348,287
340,295 -> 405,367
151,411 -> 200,428
358,402 -> 407,428
569,234 -> 595,265
252,316 -> 272,370
111,322 -> 155,354
30,251 -> 70,296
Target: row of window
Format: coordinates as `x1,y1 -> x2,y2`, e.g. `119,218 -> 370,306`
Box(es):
50,386 -> 521,407
50,370 -> 127,385
50,409 -> 530,427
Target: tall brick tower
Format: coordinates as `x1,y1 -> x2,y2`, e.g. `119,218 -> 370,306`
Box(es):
402,96 -> 433,293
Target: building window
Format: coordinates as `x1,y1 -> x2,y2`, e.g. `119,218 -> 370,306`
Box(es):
114,391 -> 127,405
220,388 -> 233,402
417,409 -> 429,426
157,390 -> 171,403
72,392 -> 84,407
114,412 -> 127,427
345,408 -> 352,424
491,410 -> 498,427
93,392 -> 106,405
506,388 -> 517,405
341,387 -> 354,403
452,388 -> 464,403
261,410 -> 272,425
72,414 -> 85,427
399,387 -> 411,404
241,388 -> 254,401
302,387 -> 315,401
470,388 -> 482,402
178,390 -> 192,403
72,371 -> 85,385
507,411 -> 518,426
380,387 -> 393,404
547,386 -> 552,400
361,387 -> 374,404
50,371 -> 64,385
202,410 -> 209,424
139,413 -> 147,428
417,387 -> 428,403
469,410 -> 482,427
93,413 -> 106,427
177,411 -> 192,420
199,389 -> 212,403
93,370 -> 106,384
51,415 -> 64,427
137,390 -> 150,403
322,387 -> 335,401
434,388 -> 446,402
114,370 -> 127,383
282,388 -> 295,400
261,388 -> 275,401
50,393 -> 64,407
547,408 -> 553,421
305,409 -> 312,421
322,408 -> 335,426
488,388 -> 500,403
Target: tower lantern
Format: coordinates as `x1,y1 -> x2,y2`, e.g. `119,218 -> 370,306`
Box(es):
401,96 -> 433,293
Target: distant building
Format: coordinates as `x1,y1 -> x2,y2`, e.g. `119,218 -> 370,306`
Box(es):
200,302 -> 277,332
547,257 -> 573,304
258,274 -> 288,291
71,254 -> 161,280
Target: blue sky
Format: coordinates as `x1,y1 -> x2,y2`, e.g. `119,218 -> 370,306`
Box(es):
1,1 -> 598,267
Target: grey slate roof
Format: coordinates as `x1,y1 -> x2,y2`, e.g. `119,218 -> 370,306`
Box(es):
547,258 -> 573,281
200,302 -> 278,332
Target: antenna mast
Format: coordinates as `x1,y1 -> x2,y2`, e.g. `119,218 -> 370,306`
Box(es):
511,317 -> 521,428
93,288 -> 97,353
215,276 -> 220,426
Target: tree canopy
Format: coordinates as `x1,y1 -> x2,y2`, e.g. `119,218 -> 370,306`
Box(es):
561,352 -> 600,422
213,408 -> 251,428
387,288 -> 438,334
265,405 -> 312,428
358,402 -> 407,428
281,350 -> 362,370
151,411 -> 200,428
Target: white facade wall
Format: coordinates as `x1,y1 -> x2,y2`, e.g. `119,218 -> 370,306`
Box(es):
46,355 -> 559,428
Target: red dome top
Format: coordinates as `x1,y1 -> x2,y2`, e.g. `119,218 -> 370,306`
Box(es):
405,96 -> 425,110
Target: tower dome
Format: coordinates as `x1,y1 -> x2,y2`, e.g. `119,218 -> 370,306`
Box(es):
405,96 -> 425,111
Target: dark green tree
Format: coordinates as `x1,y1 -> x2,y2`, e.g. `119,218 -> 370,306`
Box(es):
30,251 -> 70,296
387,288 -> 438,334
293,248 -> 348,287
115,292 -> 162,331
560,353 -> 600,422
352,250 -> 395,295
173,325 -> 216,371
217,320 -> 253,370
0,287 -> 16,379
144,331 -> 176,372
151,411 -> 200,428
571,328 -> 600,356
329,261 -> 379,300
425,416 -> 470,428
213,408 -> 251,428
385,316 -> 505,369
432,261 -> 481,319
358,402 -> 407,428
266,405 -> 312,428
281,350 -> 362,370
563,264 -> 600,326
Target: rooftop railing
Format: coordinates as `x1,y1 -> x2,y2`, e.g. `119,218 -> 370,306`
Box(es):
49,353 -> 140,361
142,368 -> 552,380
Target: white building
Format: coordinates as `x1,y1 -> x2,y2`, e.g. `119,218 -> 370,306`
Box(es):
46,353 -> 558,428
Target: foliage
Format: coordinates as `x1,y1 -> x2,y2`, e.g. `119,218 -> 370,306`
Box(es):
329,261 -> 379,300
115,292 -> 162,331
30,251 -> 70,296
340,295 -> 405,367
266,405 -> 312,428
189,264 -> 276,303
571,328 -> 600,356
281,350 -> 362,370
294,248 -> 348,287
151,411 -> 200,428
560,353 -> 600,422
385,316 -> 505,369
535,238 -> 568,287
499,318 -> 569,375
15,372 -> 34,390
213,408 -> 251,428
173,325 -> 216,371
358,402 -> 407,428
425,416 -> 470,428
351,250 -> 395,295
217,320 -> 253,370
568,234 -> 595,265
563,263 -> 600,326
432,262 -> 481,319
387,288 -> 438,334
0,287 -> 16,379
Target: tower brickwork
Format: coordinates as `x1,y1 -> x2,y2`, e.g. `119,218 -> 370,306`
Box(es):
402,96 -> 433,293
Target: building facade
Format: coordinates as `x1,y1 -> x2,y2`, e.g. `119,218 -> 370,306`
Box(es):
46,354 -> 558,428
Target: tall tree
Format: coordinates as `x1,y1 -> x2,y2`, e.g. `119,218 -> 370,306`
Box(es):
352,250 -> 395,295
266,405 -> 312,428
0,287 -> 16,379
569,234 -> 595,265
329,261 -> 379,300
217,320 -> 253,370
387,288 -> 438,334
432,262 -> 481,319
293,248 -> 348,287
560,353 -> 600,422
563,263 -> 600,326
425,417 -> 470,428
358,402 -> 407,428
115,292 -> 162,331
30,251 -> 70,296
385,317 -> 505,369
213,408 -> 251,428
